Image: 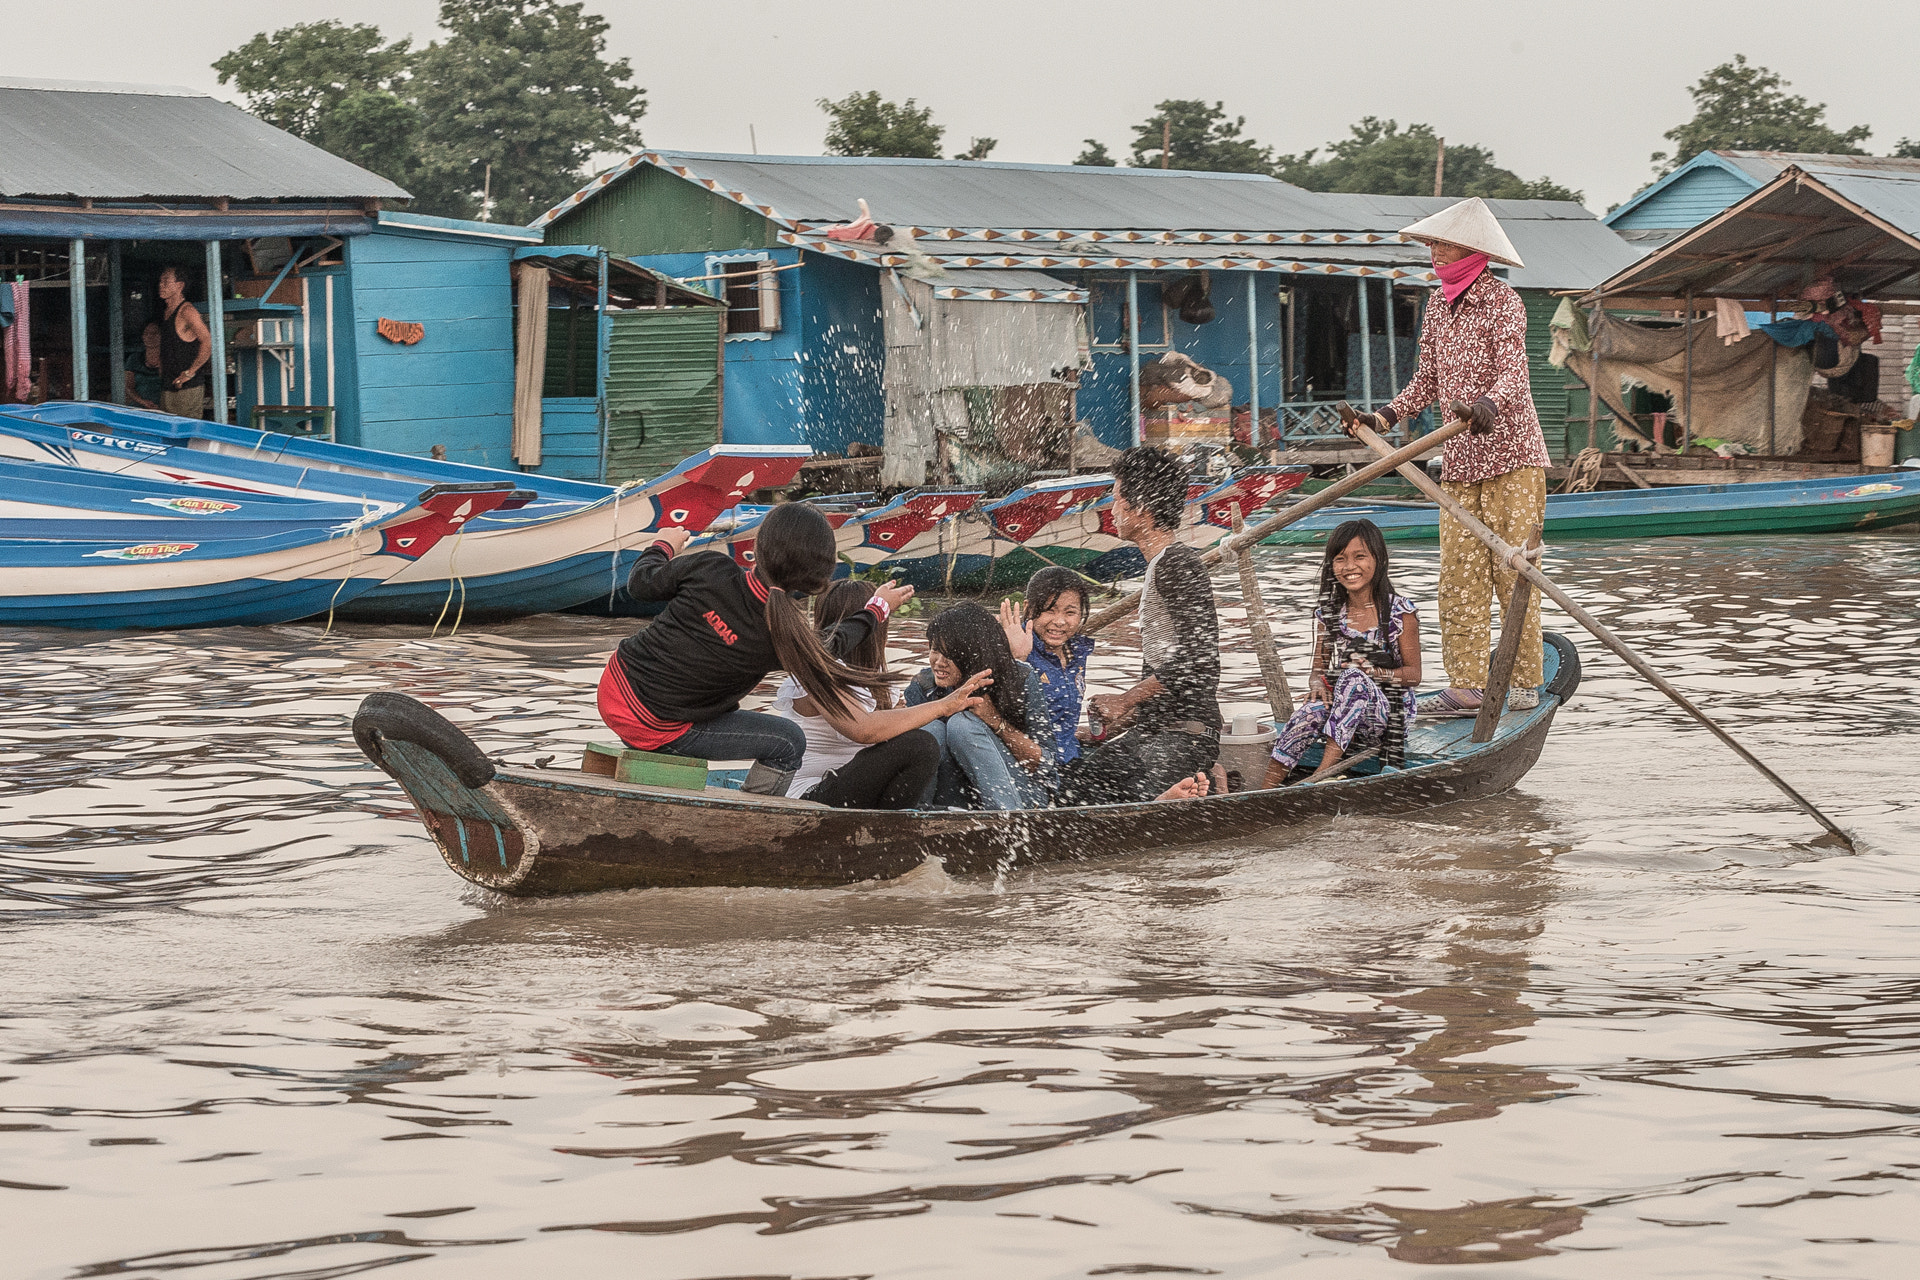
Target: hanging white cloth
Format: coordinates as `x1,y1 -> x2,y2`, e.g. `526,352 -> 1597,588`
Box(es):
1714,297 -> 1751,346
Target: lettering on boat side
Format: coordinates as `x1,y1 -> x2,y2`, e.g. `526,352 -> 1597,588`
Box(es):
68,430 -> 164,455
132,496 -> 243,515
84,542 -> 198,561
703,610 -> 738,645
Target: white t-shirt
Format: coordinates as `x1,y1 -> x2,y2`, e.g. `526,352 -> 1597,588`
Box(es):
772,678 -> 874,797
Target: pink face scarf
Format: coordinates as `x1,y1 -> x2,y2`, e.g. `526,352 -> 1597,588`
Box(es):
1436,251 -> 1489,303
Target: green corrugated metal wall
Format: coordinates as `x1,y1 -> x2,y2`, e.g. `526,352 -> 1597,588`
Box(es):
604,309 -> 722,484
1520,289 -> 1617,458
546,165 -> 777,257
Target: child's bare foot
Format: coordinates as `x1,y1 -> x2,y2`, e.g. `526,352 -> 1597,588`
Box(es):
1157,772 -> 1210,801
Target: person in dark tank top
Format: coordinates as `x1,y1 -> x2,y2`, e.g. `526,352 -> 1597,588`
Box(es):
155,267 -> 212,419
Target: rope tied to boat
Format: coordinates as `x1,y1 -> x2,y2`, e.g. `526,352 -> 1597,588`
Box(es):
429,526 -> 469,639
321,500 -> 381,636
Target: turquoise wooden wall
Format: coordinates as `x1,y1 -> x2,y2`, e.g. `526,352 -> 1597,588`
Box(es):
343,225 -> 518,466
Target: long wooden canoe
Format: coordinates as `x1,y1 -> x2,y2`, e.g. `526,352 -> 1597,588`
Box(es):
1263,469 -> 1920,544
353,635 -> 1581,896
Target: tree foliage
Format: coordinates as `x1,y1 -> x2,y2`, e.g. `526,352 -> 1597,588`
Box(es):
213,21 -> 420,185
1127,100 -> 1272,173
954,137 -> 998,162
410,1 -> 644,223
1275,118 -> 1583,202
1074,139 -> 1116,167
214,2 -> 645,223
818,92 -> 943,158
1653,55 -> 1870,175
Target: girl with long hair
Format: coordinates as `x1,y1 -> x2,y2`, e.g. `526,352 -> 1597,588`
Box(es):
1262,518 -> 1422,786
906,602 -> 1055,810
597,502 -> 906,796
773,581 -> 994,809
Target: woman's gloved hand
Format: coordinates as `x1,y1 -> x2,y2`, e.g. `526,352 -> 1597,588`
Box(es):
1467,397 -> 1498,436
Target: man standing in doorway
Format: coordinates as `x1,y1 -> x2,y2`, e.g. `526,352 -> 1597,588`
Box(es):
1054,445 -> 1221,804
156,267 -> 212,418
1347,197 -> 1551,716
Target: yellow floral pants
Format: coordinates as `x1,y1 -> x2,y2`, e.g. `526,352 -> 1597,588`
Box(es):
1437,466 -> 1547,690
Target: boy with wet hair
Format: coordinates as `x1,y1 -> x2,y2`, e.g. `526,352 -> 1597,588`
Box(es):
1054,446 -> 1221,805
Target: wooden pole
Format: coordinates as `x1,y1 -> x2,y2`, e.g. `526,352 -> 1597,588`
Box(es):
1473,526 -> 1542,743
1585,298 -> 1601,451
1434,137 -> 1445,196
1682,285 -> 1693,454
1230,501 -> 1293,720
1344,414 -> 1853,848
1767,292 -> 1778,456
1082,416 -> 1472,636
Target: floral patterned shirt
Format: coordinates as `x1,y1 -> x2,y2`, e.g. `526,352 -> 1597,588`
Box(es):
1384,272 -> 1552,484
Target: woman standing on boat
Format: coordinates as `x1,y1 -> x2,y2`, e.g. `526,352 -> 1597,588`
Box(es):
1346,197 -> 1550,716
597,502 -> 909,796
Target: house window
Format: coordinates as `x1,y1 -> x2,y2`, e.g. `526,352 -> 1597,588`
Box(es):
706,253 -> 782,341
1088,279 -> 1168,349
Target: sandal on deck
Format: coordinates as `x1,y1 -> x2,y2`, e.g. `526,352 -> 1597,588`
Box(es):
1424,688 -> 1483,717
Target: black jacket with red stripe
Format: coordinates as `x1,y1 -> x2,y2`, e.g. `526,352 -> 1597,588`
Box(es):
615,545 -> 878,725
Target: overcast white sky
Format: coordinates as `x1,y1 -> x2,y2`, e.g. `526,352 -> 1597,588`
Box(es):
17,0 -> 1919,214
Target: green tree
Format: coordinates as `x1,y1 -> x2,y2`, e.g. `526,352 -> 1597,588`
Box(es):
409,0 -> 645,223
819,92 -> 943,158
954,137 -> 998,161
1128,100 -> 1271,173
213,21 -> 420,185
1892,138 -> 1920,159
1074,139 -> 1116,167
1274,118 -> 1583,202
1652,55 -> 1870,175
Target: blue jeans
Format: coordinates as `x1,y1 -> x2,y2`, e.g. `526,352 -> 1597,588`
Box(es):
661,710 -> 805,774
923,712 -> 1049,811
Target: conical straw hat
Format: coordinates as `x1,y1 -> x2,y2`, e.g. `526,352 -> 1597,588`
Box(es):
1400,197 -> 1524,267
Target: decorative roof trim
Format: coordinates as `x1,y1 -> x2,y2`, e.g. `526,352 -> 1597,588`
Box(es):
786,230 -> 1438,283
788,223 -> 1416,247
534,151 -> 800,231
929,284 -> 1088,303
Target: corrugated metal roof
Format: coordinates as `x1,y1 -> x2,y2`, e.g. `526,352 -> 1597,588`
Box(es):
0,77 -> 409,201
546,151 -> 1637,292
1588,165 -> 1920,301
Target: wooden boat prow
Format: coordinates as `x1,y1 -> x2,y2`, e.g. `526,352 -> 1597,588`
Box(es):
354,634 -> 1582,897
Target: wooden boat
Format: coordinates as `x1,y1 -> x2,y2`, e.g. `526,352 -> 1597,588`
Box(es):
1263,468 -> 1920,544
352,633 -> 1581,896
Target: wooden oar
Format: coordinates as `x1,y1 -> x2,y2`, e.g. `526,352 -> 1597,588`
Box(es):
1339,408 -> 1853,850
1083,416 -> 1472,636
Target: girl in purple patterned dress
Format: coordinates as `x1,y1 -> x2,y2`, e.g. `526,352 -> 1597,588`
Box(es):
1263,520 -> 1422,786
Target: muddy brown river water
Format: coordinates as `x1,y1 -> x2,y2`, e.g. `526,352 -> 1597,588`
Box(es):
4,534 -> 1918,1279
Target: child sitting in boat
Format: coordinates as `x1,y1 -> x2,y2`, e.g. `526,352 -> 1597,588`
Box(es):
907,602 -> 1055,810
1263,519 -> 1422,787
774,581 -> 994,809
598,502 -> 907,797
912,600 -> 1211,809
998,566 -> 1095,767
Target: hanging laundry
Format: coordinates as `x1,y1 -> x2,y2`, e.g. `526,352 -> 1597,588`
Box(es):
1714,296 -> 1751,346
1755,317 -> 1834,348
824,198 -> 880,242
0,286 -> 11,329
1904,343 -> 1920,396
2,282 -> 27,401
1849,298 -> 1883,344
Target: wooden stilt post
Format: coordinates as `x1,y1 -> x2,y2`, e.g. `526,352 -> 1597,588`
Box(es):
1473,525 -> 1543,743
1231,501 -> 1293,721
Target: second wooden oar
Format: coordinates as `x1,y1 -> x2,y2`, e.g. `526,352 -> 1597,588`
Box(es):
1083,417 -> 1471,636
1341,411 -> 1853,850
